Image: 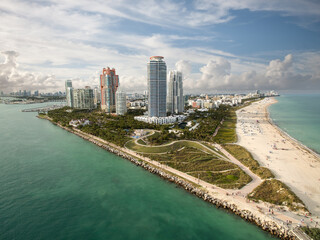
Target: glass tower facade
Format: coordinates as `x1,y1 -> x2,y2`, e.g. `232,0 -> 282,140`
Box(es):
73,87 -> 95,109
100,67 -> 119,113
65,80 -> 73,108
147,56 -> 167,117
167,70 -> 184,114
116,88 -> 127,115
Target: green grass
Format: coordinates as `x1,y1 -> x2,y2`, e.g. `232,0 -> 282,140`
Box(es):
248,179 -> 307,212
125,140 -> 211,154
213,109 -> 237,143
126,140 -> 253,189
146,131 -> 160,141
143,146 -> 252,189
222,144 -> 274,179
191,169 -> 252,189
201,142 -> 227,157
137,139 -> 147,145
301,227 -> 320,240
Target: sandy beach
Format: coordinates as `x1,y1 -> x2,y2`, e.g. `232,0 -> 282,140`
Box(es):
236,97 -> 320,215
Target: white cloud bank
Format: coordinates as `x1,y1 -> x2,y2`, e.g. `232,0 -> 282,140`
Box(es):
1,51 -> 320,93
182,54 -> 320,93
0,0 -> 320,93
0,51 -> 59,92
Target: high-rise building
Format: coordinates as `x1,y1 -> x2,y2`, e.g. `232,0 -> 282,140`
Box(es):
143,90 -> 148,98
100,67 -> 119,113
116,88 -> 127,115
147,56 -> 167,117
93,87 -> 100,108
65,80 -> 73,107
167,70 -> 184,114
73,87 -> 95,109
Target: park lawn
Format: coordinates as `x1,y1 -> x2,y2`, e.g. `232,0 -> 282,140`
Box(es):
248,179 -> 307,212
137,139 -> 147,145
213,109 -> 237,143
143,146 -> 252,189
201,142 -> 227,157
222,144 -> 274,179
190,169 -> 252,189
301,227 -> 320,240
125,140 -> 212,154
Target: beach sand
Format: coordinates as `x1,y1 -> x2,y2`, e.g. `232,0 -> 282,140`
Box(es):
236,97 -> 320,215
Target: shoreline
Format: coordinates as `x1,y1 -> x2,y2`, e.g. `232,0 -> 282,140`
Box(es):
38,115 -> 301,239
267,99 -> 320,159
236,97 -> 320,217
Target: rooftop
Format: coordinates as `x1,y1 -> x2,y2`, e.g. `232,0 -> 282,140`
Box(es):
150,56 -> 164,61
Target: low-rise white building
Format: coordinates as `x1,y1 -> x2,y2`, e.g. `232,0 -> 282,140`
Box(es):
134,115 -> 187,125
69,119 -> 90,127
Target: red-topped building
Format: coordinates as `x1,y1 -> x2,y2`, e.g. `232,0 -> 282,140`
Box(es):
100,67 -> 119,113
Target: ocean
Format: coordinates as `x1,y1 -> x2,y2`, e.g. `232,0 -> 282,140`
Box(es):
0,103 -> 275,239
269,94 -> 320,154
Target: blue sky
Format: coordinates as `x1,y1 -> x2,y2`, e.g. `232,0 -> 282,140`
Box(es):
0,0 -> 320,93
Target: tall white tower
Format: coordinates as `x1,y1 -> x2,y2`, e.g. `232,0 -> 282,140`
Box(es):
147,56 -> 167,117
167,70 -> 184,114
65,80 -> 73,108
116,88 -> 127,115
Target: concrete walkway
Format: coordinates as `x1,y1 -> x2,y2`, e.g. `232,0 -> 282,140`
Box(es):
213,143 -> 263,195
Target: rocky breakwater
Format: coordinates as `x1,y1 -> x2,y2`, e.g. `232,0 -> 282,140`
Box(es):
43,120 -> 296,240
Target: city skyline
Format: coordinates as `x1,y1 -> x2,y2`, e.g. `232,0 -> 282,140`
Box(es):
1,0 -> 320,93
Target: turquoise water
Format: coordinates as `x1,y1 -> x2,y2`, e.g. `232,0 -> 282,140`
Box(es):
0,103 -> 275,240
269,94 -> 320,154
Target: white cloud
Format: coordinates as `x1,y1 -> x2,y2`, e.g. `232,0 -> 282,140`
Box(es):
175,60 -> 192,76
266,54 -> 293,78
0,0 -> 320,94
194,0 -> 320,24
0,51 -> 59,92
186,54 -> 320,93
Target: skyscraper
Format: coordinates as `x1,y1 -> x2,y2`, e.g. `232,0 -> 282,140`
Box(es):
93,87 -> 100,108
100,67 -> 119,113
147,56 -> 167,117
65,80 -> 73,107
73,87 -> 95,109
167,70 -> 184,114
116,88 -> 127,115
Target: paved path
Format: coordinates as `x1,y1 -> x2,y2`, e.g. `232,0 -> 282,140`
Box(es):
213,143 -> 263,195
